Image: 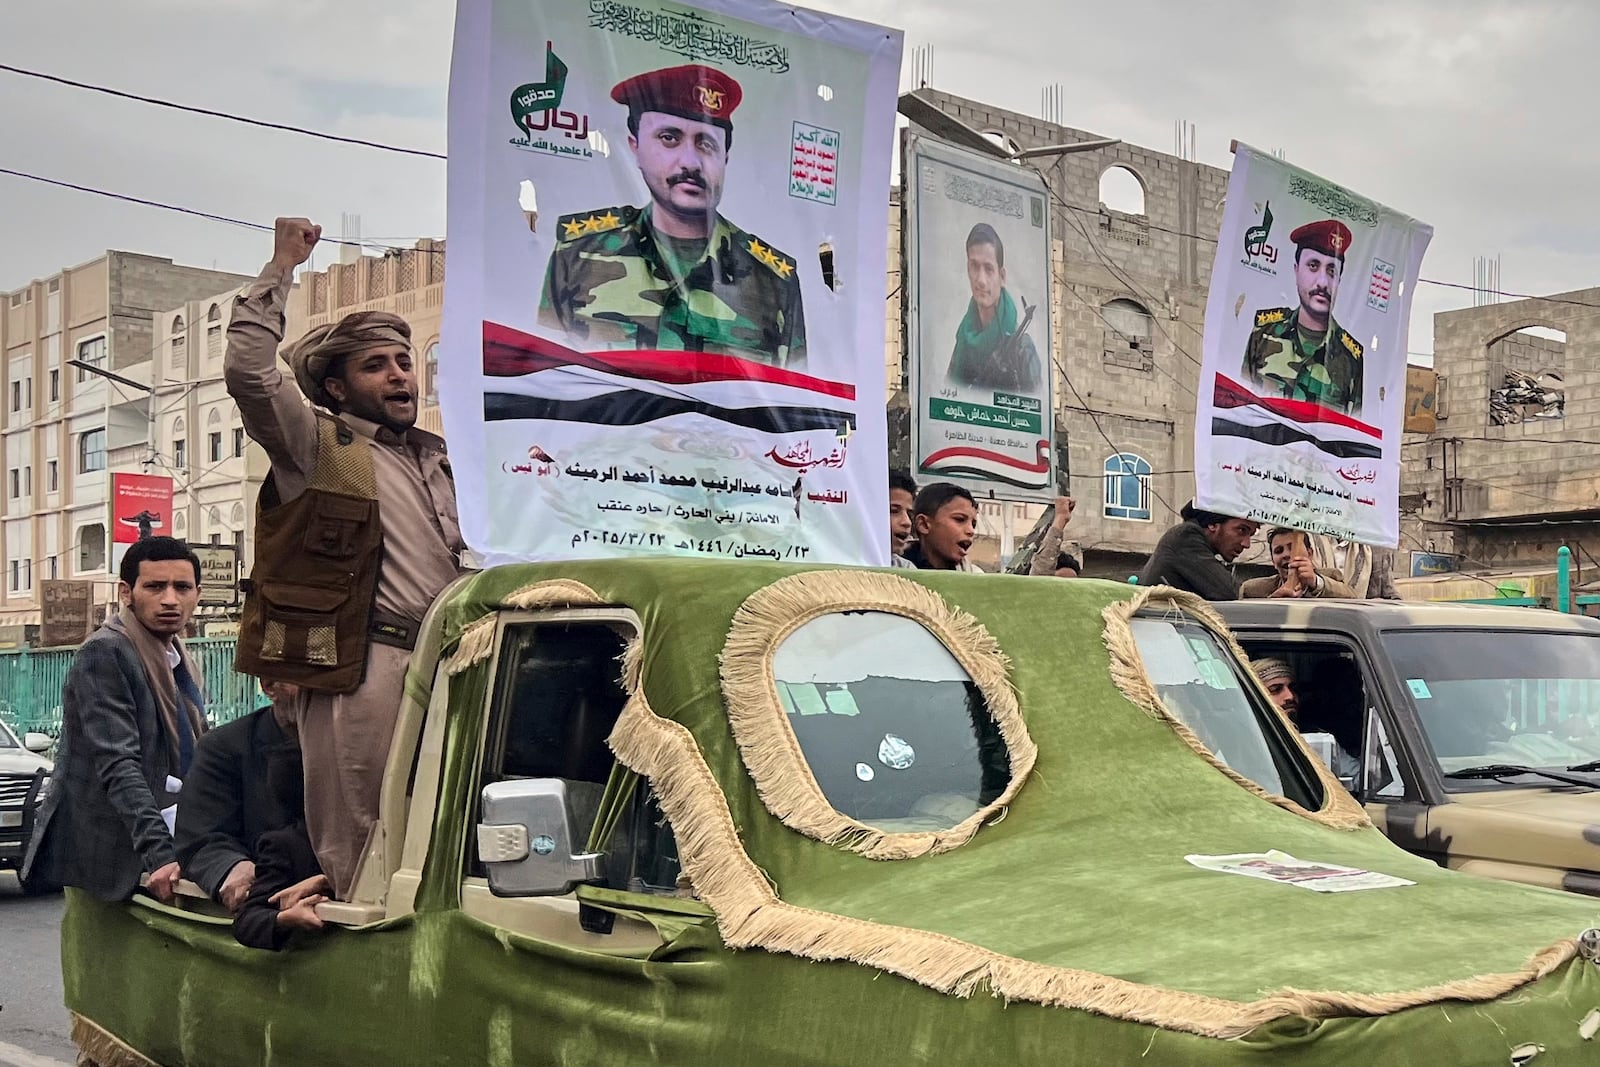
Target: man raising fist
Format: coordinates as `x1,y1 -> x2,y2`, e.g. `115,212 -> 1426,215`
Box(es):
225,218 -> 466,900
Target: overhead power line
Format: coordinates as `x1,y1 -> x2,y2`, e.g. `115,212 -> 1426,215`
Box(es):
0,62 -> 446,160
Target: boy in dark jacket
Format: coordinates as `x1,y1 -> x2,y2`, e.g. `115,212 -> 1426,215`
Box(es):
233,741 -> 330,951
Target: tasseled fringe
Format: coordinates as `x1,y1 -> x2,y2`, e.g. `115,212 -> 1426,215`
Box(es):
502,579 -> 603,611
1101,587 -> 1371,831
606,680 -> 1582,1039
443,613 -> 497,677
716,570 -> 1036,860
71,1014 -> 161,1067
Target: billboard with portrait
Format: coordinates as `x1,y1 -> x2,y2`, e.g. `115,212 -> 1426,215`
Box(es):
905,133 -> 1055,499
1195,144 -> 1432,546
442,0 -> 902,566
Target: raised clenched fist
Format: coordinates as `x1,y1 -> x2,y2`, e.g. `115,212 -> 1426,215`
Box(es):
271,217 -> 322,270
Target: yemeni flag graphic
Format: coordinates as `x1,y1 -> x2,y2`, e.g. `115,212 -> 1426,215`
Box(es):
920,441 -> 1051,489
481,322 -> 856,436
1211,374 -> 1382,460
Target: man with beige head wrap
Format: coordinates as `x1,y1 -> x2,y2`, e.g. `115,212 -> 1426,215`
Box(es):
225,218 -> 465,898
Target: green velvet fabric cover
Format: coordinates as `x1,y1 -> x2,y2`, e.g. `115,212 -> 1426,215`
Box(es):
62,560 -> 1600,1065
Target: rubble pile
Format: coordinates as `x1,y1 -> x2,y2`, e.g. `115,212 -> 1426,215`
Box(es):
1490,369 -> 1564,425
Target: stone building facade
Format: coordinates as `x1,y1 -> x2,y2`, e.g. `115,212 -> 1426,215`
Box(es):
0,253 -> 251,634
1402,291 -> 1600,574
890,90 -> 1243,573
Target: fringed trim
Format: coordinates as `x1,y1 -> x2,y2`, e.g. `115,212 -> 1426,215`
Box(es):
1101,587 -> 1370,831
443,614 -> 497,677
502,578 -> 603,611
619,633 -> 645,693
717,570 -> 1034,860
71,1013 -> 161,1067
608,682 -> 1580,1039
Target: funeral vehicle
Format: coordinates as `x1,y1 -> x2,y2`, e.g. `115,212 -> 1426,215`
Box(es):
1220,598 -> 1600,898
63,564 -> 1600,1066
0,716 -> 52,892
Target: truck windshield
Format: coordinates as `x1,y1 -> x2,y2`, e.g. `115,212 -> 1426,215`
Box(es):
1130,617 -> 1322,810
0,723 -> 15,749
773,611 -> 1011,834
1384,629 -> 1600,780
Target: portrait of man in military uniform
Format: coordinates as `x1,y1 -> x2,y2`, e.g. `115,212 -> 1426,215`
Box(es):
944,223 -> 1041,393
1241,218 -> 1365,416
538,64 -> 807,370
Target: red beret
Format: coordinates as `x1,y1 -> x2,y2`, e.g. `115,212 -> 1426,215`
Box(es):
1289,219 -> 1354,262
611,65 -> 743,129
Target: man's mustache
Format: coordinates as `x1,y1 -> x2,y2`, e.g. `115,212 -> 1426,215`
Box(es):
668,170 -> 706,188
1310,287 -> 1332,301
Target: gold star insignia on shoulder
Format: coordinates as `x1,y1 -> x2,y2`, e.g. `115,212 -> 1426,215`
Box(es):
597,210 -> 621,230
561,217 -> 585,239
774,258 -> 794,278
747,237 -> 768,261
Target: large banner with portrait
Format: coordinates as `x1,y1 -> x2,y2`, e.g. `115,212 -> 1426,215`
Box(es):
442,0 -> 902,566
905,133 -> 1055,499
1194,144 -> 1431,546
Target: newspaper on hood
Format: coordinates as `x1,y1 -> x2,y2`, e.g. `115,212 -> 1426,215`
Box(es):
1185,849 -> 1415,893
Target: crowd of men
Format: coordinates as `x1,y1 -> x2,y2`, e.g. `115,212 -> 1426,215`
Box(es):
20,214 -> 1399,950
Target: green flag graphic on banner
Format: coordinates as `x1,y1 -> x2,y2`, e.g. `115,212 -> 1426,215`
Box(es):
510,42 -> 568,136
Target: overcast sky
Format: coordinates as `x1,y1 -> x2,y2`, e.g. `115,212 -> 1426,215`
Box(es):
2,0 -> 1594,357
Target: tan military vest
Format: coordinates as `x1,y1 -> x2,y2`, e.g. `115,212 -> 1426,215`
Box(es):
235,415 -> 383,693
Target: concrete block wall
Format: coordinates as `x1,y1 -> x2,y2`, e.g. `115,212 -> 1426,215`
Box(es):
908,90 -> 1230,559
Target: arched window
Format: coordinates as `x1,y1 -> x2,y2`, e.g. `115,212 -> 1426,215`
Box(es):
206,304 -> 221,323
170,314 -> 187,373
1098,165 -> 1146,216
173,511 -> 186,534
1102,453 -> 1153,522
1101,299 -> 1153,370
230,503 -> 245,526
425,342 -> 440,404
207,408 -> 223,427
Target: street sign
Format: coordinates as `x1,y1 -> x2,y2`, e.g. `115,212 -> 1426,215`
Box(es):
40,579 -> 94,647
190,544 -> 240,606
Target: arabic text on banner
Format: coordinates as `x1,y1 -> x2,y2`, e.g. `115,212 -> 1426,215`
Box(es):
906,134 -> 1055,499
1194,144 -> 1432,546
442,0 -> 903,566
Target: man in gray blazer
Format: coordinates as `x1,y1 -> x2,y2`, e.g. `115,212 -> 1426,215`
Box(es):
23,537 -> 205,902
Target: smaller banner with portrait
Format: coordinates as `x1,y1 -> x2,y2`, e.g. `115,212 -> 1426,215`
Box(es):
905,133 -> 1055,499
1194,144 -> 1431,546
442,0 -> 902,566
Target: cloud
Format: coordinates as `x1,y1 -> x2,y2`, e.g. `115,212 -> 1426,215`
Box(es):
4,0 -> 1599,354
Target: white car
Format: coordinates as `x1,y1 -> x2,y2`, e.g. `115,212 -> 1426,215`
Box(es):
0,718 -> 52,893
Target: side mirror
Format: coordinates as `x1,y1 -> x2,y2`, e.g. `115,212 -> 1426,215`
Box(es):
23,733 -> 52,754
476,779 -> 604,897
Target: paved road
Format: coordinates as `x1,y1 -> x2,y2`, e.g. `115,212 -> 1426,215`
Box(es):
0,875 -> 75,1067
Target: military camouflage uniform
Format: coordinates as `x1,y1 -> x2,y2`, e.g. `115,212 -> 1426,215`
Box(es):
539,205 -> 806,369
1241,307 -> 1364,415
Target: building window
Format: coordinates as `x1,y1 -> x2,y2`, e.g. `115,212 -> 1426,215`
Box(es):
46,555 -> 57,580
233,529 -> 245,555
1103,453 -> 1153,522
1102,299 -> 1154,372
46,460 -> 58,493
78,428 -> 106,473
9,560 -> 17,593
78,523 -> 106,572
210,532 -> 222,546
208,432 -> 223,463
49,368 -> 59,402
75,336 -> 107,380
174,438 -> 187,469
207,324 -> 223,360
232,427 -> 245,458
174,510 -> 186,535
207,303 -> 221,323
425,342 -> 439,404
22,466 -> 30,498
9,381 -> 19,413
7,469 -> 17,499
170,334 -> 187,376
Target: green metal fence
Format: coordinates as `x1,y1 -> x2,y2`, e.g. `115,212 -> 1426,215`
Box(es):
0,638 -> 262,741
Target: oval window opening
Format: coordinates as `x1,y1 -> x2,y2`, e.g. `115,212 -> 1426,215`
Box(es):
772,611 -> 1011,833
